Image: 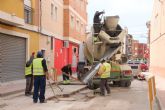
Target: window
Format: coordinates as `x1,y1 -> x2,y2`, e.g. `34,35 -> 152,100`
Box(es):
51,3 -> 57,21
70,16 -> 74,28
24,5 -> 33,24
55,6 -> 57,21
51,3 -> 54,18
73,48 -> 77,53
76,20 -> 80,31
51,37 -> 53,50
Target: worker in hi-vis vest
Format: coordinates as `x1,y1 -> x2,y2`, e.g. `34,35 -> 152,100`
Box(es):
98,59 -> 111,96
25,52 -> 35,96
32,51 -> 49,103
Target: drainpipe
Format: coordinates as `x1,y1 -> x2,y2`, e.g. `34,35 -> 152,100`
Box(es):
39,0 -> 42,32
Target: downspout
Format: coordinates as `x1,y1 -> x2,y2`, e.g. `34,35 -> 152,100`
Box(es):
39,0 -> 42,33
38,0 -> 42,55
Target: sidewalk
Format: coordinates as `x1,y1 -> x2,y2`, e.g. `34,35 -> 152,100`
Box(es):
154,74 -> 165,110
45,84 -> 86,100
139,72 -> 162,110
0,74 -> 85,98
0,79 -> 25,96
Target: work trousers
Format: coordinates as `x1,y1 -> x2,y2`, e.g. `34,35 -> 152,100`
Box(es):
100,78 -> 110,95
33,76 -> 46,102
25,75 -> 33,95
62,72 -> 70,81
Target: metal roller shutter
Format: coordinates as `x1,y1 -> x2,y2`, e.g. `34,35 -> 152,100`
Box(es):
0,33 -> 26,82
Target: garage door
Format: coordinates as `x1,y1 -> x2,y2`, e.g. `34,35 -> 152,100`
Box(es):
0,33 -> 26,82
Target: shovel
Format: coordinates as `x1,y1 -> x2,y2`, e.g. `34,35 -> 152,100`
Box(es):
48,80 -> 60,102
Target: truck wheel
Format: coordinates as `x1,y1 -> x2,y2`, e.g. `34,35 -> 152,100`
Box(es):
77,73 -> 81,80
87,80 -> 99,90
119,81 -> 125,87
113,81 -> 120,86
125,81 -> 131,87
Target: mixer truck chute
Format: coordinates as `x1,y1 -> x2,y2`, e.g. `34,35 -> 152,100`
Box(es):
77,11 -> 133,89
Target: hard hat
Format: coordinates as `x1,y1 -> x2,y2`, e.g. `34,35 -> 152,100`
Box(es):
37,51 -> 43,58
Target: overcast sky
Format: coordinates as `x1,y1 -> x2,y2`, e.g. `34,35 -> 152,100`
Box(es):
87,0 -> 154,43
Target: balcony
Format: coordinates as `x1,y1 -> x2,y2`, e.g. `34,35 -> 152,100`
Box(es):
0,10 -> 24,26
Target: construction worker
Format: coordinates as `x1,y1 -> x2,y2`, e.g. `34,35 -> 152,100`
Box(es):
98,59 -> 111,96
25,52 -> 35,96
61,64 -> 72,84
32,51 -> 49,103
93,10 -> 105,37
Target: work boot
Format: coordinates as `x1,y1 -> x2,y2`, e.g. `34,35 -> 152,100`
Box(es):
29,92 -> 33,95
107,90 -> 111,94
100,93 -> 105,96
107,93 -> 111,96
63,80 -> 67,84
40,100 -> 47,103
66,80 -> 70,84
100,94 -> 105,97
33,100 -> 37,103
25,93 -> 31,96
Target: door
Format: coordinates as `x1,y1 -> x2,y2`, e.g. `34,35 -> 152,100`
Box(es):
0,33 -> 26,82
54,39 -> 68,75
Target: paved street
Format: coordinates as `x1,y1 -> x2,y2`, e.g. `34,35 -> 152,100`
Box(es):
0,79 -> 154,110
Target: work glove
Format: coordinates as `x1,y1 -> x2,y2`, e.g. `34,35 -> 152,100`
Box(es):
45,72 -> 49,80
101,10 -> 105,14
32,52 -> 35,56
47,76 -> 49,80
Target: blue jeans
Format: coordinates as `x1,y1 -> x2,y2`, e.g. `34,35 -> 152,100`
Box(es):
33,76 -> 46,102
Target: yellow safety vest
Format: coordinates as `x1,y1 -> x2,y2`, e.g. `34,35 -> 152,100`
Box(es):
33,58 -> 44,76
25,64 -> 32,76
100,62 -> 111,78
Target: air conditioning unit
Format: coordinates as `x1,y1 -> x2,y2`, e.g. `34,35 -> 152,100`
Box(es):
63,41 -> 69,48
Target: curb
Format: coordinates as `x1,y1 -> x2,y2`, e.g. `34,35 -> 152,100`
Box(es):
46,86 -> 87,100
155,96 -> 162,110
156,94 -> 164,110
0,82 -> 59,97
0,81 -> 85,98
0,89 -> 24,97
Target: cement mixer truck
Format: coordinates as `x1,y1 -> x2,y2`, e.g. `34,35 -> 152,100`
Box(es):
77,11 -> 133,89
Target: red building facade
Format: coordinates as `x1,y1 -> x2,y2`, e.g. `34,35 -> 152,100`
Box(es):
138,43 -> 147,58
54,0 -> 87,74
54,39 -> 68,75
132,40 -> 147,59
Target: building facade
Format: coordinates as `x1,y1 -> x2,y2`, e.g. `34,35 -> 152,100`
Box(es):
132,40 -> 139,59
125,34 -> 133,60
63,0 -> 88,73
138,43 -> 147,59
150,0 -> 165,78
0,0 -> 88,82
40,0 -> 64,73
0,0 -> 40,82
131,40 -> 147,59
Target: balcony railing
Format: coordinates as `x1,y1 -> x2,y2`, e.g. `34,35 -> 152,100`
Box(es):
24,5 -> 33,24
